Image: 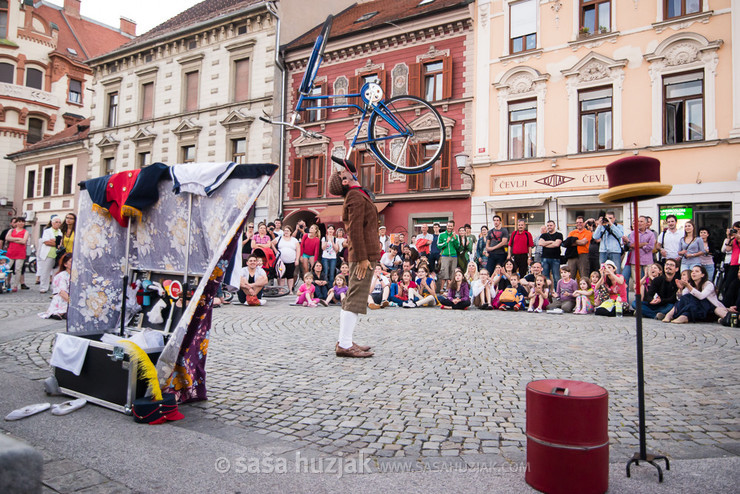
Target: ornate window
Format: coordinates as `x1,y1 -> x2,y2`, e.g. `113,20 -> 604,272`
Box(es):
494,66 -> 549,161
0,61 -> 14,84
27,117 -> 44,144
0,0 -> 8,39
232,138 -> 246,164
407,142 -> 451,191
68,79 -> 82,104
181,145 -> 196,163
107,92 -> 118,127
644,32 -> 721,146
664,72 -> 703,144
579,87 -> 612,152
291,155 -> 326,199
26,68 -> 43,90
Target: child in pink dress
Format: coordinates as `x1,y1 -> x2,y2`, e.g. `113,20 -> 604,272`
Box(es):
296,273 -> 319,307
527,275 -> 550,312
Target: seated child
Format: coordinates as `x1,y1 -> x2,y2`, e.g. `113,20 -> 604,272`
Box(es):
296,273 -> 319,307
471,268 -> 495,310
591,271 -> 609,307
326,274 -> 348,305
438,269 -> 471,310
367,265 -> 390,309
496,273 -> 528,311
527,274 -> 550,312
414,265 -> 438,307
389,270 -> 419,308
573,277 -> 594,314
548,266 -> 577,313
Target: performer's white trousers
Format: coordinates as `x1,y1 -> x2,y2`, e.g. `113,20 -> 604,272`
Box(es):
338,310 -> 357,349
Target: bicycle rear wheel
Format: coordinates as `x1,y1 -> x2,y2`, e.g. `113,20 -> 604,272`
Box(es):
367,95 -> 445,174
298,15 -> 333,96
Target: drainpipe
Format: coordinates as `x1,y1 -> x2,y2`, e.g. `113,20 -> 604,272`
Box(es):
266,1 -> 286,218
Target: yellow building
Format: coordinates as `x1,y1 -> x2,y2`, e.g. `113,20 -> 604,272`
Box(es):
471,0 -> 739,248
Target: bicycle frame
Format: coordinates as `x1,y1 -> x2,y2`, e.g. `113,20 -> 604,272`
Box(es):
293,89 -> 412,161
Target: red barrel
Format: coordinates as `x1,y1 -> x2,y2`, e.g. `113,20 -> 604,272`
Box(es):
525,379 -> 609,494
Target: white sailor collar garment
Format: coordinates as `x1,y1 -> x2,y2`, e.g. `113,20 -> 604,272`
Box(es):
170,162 -> 238,197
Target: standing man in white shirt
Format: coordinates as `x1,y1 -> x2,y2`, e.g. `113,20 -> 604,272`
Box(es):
656,214 -> 683,267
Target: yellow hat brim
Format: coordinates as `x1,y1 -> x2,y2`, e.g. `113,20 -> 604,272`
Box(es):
599,183 -> 673,204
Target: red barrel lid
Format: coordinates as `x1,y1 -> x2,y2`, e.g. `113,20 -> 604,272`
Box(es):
527,379 -> 607,398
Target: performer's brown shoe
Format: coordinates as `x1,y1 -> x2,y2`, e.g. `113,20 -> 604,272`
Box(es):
353,342 -> 371,351
368,302 -> 381,310
335,343 -> 373,358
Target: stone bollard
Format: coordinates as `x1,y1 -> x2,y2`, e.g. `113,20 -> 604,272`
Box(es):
0,434 -> 43,494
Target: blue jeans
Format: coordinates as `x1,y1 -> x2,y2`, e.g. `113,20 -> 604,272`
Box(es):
322,257 -> 337,286
622,264 -> 645,303
599,251 -> 622,266
541,257 -> 560,286
632,301 -> 674,319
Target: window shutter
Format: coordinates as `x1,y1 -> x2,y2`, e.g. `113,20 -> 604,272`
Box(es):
409,63 -> 421,98
373,162 -> 383,194
234,58 -> 249,101
442,56 -> 453,100
292,158 -> 303,199
377,69 -> 387,98
296,88 -> 307,123
440,141 -> 451,189
350,148 -> 360,171
348,75 -> 360,115
186,71 -> 199,112
317,155 -> 325,197
407,144 -> 421,191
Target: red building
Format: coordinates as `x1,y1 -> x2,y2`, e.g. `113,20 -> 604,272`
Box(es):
282,0 -> 473,238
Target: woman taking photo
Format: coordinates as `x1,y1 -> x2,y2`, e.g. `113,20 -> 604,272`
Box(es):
663,265 -> 727,323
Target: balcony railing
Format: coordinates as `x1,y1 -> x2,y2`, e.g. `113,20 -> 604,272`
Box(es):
0,83 -> 59,107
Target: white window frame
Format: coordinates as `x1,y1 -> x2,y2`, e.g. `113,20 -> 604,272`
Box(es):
24,165 -> 39,199
562,53 -> 626,154
493,66 -> 549,161
572,0 -> 618,39
645,32 -> 721,146
504,0 -> 540,57
58,160 -> 75,196
41,165 -> 55,197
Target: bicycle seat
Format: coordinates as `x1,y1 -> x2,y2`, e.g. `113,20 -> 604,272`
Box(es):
331,155 -> 357,174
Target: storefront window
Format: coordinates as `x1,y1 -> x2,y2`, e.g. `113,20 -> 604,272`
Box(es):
495,210 -> 545,234
659,202 -> 730,252
566,207 -> 621,230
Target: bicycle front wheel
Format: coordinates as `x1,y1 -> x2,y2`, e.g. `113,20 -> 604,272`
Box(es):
367,95 -> 445,174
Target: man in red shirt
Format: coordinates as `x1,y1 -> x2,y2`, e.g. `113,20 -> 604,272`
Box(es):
567,216 -> 593,281
508,219 -> 533,277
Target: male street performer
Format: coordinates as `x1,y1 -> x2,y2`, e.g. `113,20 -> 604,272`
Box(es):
328,161 -> 379,358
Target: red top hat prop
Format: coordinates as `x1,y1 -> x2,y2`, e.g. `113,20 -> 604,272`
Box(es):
600,155 -> 672,483
599,156 -> 672,204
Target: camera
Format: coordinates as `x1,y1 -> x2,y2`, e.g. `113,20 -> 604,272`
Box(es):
730,228 -> 738,236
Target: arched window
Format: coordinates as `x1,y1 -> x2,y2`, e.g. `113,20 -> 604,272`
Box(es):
26,67 -> 43,89
0,61 -> 13,84
0,0 -> 9,39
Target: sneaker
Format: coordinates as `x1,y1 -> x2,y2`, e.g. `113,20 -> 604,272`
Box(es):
381,301 -> 389,308
368,302 -> 381,310
20,284 -> 29,290
402,301 -> 416,308
655,312 -> 665,321
389,302 -> 399,307
440,305 -> 451,310
547,308 -> 564,314
527,307 -> 534,312
259,299 -> 267,306
534,308 -> 542,313
498,305 -> 507,311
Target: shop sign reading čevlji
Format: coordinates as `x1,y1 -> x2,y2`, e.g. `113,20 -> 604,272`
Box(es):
490,168 -> 608,195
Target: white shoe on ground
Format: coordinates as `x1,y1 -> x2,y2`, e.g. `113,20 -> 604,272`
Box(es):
5,402 -> 51,421
51,398 -> 87,416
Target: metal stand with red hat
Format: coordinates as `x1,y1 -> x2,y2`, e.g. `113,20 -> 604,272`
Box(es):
599,156 -> 672,482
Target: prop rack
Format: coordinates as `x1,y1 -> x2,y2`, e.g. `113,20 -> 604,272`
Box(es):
599,156 -> 672,483
53,163 -> 276,412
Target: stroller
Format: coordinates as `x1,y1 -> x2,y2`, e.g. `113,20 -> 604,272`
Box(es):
251,247 -> 289,298
0,251 -> 10,293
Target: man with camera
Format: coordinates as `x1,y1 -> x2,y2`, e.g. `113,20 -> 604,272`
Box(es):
592,211 -> 624,266
721,221 -> 740,300
656,214 -> 682,266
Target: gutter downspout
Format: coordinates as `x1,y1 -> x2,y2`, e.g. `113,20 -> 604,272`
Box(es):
266,1 -> 286,218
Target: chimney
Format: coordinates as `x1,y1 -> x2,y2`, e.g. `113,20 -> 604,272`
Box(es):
64,0 -> 81,19
120,17 -> 137,37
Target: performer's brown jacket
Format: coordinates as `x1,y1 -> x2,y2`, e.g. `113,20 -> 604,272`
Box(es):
342,187 -> 380,263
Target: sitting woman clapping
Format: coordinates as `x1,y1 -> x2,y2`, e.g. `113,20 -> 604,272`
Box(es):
471,268 -> 495,310
663,265 -> 727,323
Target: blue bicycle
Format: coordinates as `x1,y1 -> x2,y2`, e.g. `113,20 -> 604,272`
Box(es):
262,15 -> 445,175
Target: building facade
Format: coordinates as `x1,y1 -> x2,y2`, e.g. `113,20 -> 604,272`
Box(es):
472,0 -> 739,249
0,0 -> 132,230
282,0 -> 475,237
85,0 -> 281,222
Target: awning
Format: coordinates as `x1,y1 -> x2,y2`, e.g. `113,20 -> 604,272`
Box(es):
485,197 -> 548,210
556,194 -> 602,206
318,201 -> 389,220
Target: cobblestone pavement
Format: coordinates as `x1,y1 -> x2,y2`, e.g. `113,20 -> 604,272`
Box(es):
2,291 -> 737,477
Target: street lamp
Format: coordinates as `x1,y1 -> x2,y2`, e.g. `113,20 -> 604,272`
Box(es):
0,197 -> 16,217
455,153 -> 474,191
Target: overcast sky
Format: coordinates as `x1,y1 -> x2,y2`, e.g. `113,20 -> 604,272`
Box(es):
46,0 -> 203,35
